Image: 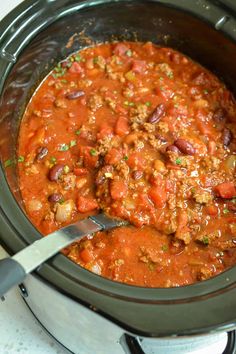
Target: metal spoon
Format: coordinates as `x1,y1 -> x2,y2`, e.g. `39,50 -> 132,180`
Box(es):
0,213 -> 127,297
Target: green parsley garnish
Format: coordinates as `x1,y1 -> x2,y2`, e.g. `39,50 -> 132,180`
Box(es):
59,144 -> 69,152
18,156 -> 25,163
223,208 -> 229,214
53,62 -> 67,78
70,140 -> 77,148
93,57 -> 99,64
123,156 -> 129,161
167,72 -> 174,79
161,245 -> 168,252
175,158 -> 182,165
125,50 -> 132,57
231,198 -> 236,204
203,89 -> 209,94
202,236 -> 209,245
75,129 -> 81,135
64,165 -> 70,174
75,55 -> 81,62
61,79 -> 68,84
4,159 -> 14,168
145,101 -> 151,107
124,101 -> 135,107
50,156 -> 57,164
59,197 -> 65,205
90,149 -> 97,156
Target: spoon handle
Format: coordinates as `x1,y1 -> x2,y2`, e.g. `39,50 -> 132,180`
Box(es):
0,214 -> 126,297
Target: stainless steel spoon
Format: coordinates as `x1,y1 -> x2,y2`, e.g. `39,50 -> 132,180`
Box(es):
0,213 -> 127,297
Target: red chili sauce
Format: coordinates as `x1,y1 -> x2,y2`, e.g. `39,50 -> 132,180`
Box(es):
17,42 -> 236,287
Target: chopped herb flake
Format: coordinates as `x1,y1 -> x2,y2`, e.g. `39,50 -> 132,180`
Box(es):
203,89 -> 209,94
75,129 -> 81,135
90,149 -> 97,156
125,50 -> 132,57
64,165 -> 70,173
175,158 -> 182,165
50,156 -> 57,164
167,72 -> 174,79
70,140 -> 77,148
123,155 -> 129,161
124,101 -> 135,107
231,198 -> 236,204
4,159 -> 14,168
59,197 -> 65,204
93,57 -> 99,64
161,245 -> 168,252
202,236 -> 209,245
18,156 -> 25,163
59,144 -> 69,152
223,208 -> 229,214
145,101 -> 151,107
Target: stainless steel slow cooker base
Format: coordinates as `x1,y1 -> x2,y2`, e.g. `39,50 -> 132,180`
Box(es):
20,275 -> 230,354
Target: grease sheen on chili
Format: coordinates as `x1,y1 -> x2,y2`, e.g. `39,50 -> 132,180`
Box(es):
17,42 -> 236,288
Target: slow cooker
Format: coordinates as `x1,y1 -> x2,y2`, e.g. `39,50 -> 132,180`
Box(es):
0,0 -> 236,353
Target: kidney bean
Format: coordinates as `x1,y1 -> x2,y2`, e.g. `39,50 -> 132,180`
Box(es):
132,170 -> 143,180
213,108 -> 226,122
66,90 -> 85,100
155,133 -> 167,143
166,145 -> 180,154
222,128 -> 233,147
49,164 -> 65,181
148,103 -> 165,124
174,139 -> 195,155
48,193 -> 63,203
36,147 -> 48,161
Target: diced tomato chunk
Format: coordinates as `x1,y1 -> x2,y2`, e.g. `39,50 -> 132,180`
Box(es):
105,148 -> 122,165
79,146 -> 98,169
110,179 -> 128,200
69,62 -> 83,74
127,152 -> 146,170
131,60 -> 146,74
115,116 -> 130,137
113,43 -> 129,56
97,124 -> 114,140
80,248 -> 94,263
73,167 -> 88,176
214,182 -> 236,199
205,205 -> 218,216
196,112 -> 216,138
148,186 -> 167,208
77,196 -> 98,213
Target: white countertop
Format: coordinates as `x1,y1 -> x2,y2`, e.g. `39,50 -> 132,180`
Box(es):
0,247 -> 66,354
0,2 -> 65,353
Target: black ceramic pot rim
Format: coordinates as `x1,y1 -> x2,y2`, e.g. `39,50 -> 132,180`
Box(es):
0,0 -> 236,337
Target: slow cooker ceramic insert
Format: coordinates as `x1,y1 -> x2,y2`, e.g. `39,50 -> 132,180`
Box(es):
0,1 -> 236,353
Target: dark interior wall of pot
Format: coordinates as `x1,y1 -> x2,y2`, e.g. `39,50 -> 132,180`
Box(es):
1,0 -> 236,204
